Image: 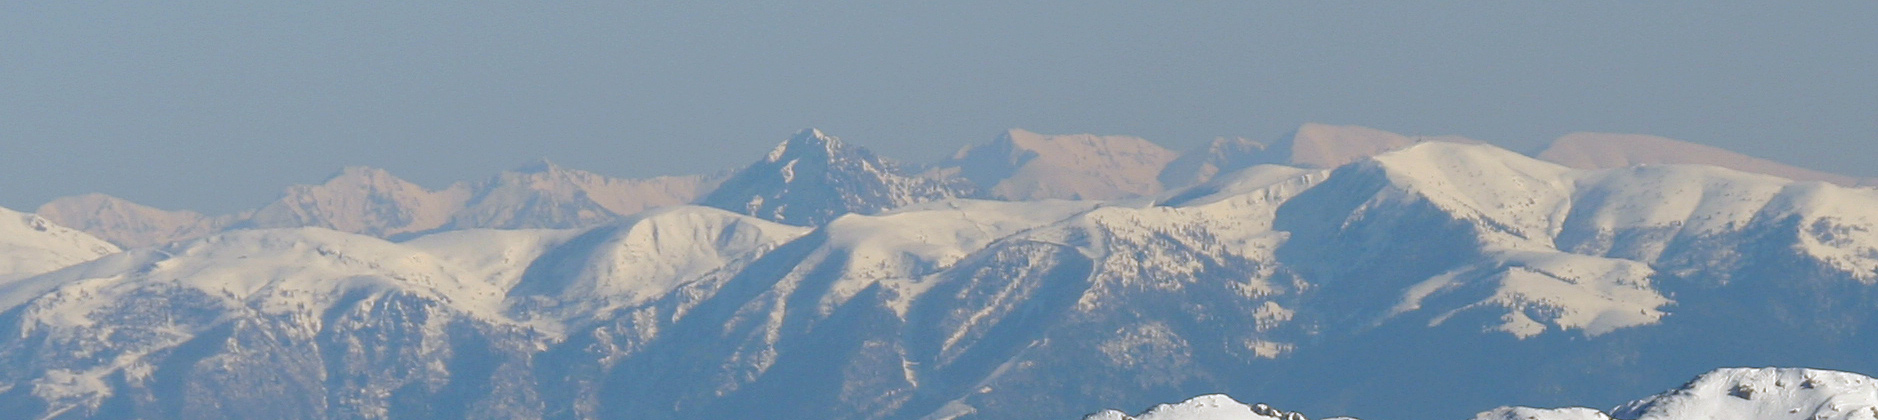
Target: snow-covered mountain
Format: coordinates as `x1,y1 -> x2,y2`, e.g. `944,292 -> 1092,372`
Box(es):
699,128 -> 976,226
8,136 -> 1878,420
1266,123 -> 1482,169
0,205 -> 118,281
35,194 -> 243,248
1157,123 -> 1482,188
1158,137 -> 1269,188
1088,367 -> 1878,420
1608,368 -> 1878,420
1537,132 -> 1878,188
240,164 -> 719,237
1083,395 -> 1309,420
38,163 -> 716,247
933,129 -> 1180,200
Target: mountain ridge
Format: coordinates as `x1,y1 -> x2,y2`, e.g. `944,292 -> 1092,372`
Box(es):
8,140 -> 1878,419
7,126 -> 1878,420
35,125 -> 1872,249
1086,367 -> 1878,420
1537,132 -> 1878,188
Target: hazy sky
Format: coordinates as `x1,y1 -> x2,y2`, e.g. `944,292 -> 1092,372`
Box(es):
3,2 -> 1874,214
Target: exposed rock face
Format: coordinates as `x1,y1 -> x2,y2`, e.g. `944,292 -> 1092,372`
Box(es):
700,128 -> 975,226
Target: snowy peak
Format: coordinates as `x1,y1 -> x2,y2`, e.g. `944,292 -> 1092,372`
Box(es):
1612,368 -> 1878,420
1088,368 -> 1878,420
1355,142 -> 1576,245
501,205 -> 809,318
1282,143 -> 1661,338
1159,136 -> 1274,187
1157,124 -> 1482,189
1472,407 -> 1612,420
35,193 -> 240,248
0,205 -> 120,280
1282,123 -> 1483,169
766,128 -> 844,162
46,163 -> 717,243
699,128 -> 974,226
1537,132 -> 1876,187
937,128 -> 1180,200
1083,395 -> 1298,420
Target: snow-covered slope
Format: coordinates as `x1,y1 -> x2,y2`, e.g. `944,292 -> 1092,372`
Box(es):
1084,368 -> 1878,420
698,128 -> 975,226
1536,132 -> 1877,188
485,205 -> 810,325
47,163 -> 717,244
1157,124 -> 1483,190
0,206 -> 119,281
1611,368 -> 1878,420
1159,137 -> 1271,188
36,193 -> 243,248
1083,395 -> 1297,420
935,129 -> 1180,200
1278,123 -> 1484,169
11,139 -> 1878,420
0,207 -> 808,419
1472,407 -> 1612,420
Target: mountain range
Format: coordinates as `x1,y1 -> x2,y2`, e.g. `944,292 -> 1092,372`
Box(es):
42,123 -> 1867,250
3,124 -> 1877,420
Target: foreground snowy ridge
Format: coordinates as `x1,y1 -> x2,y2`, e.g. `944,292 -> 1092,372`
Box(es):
1089,368 -> 1878,420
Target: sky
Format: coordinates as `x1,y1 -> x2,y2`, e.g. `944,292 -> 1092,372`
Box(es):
2,2 -> 1874,214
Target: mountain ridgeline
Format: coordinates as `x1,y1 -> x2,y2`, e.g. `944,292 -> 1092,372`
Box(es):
1091,367 -> 1878,420
3,125 -> 1878,420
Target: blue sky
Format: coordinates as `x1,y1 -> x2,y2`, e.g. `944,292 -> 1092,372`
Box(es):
3,2 -> 1873,214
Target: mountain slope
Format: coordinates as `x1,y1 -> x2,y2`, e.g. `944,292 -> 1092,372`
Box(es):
1611,368 -> 1878,420
1082,395 -> 1298,420
1158,137 -> 1270,188
0,206 -> 119,281
699,129 -> 975,226
0,206 -> 807,419
1536,132 -> 1877,187
1157,124 -> 1484,189
9,141 -> 1878,420
45,164 -> 717,245
1084,367 -> 1878,420
1275,123 -> 1484,169
35,194 -> 243,248
935,129 -> 1180,200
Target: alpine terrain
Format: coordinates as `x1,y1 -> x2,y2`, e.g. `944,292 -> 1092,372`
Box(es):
4,126 -> 1878,420
1089,367 -> 1878,420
